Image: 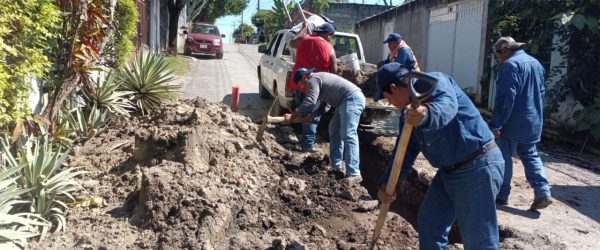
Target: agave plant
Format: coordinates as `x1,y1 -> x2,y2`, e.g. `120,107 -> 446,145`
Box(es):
61,104 -> 108,140
0,139 -> 50,248
83,70 -> 134,117
118,52 -> 179,115
3,136 -> 85,232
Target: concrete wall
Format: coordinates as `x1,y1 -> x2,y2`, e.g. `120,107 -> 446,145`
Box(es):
323,3 -> 392,33
356,0 -> 459,65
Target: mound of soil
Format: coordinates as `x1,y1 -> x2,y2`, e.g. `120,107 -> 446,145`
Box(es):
29,98 -> 418,249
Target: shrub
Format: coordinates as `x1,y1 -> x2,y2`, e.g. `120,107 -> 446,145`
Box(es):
118,52 -> 179,115
84,71 -> 134,117
3,136 -> 85,232
0,138 -> 51,248
111,0 -> 139,67
0,0 -> 60,127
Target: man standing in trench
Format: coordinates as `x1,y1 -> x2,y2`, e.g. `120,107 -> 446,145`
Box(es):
376,63 -> 504,249
490,36 -> 553,209
287,22 -> 338,152
285,68 -> 365,181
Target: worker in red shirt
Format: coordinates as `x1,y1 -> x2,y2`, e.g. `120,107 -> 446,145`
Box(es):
288,21 -> 337,152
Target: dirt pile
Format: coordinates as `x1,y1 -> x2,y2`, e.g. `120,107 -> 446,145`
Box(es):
30,98 -> 419,249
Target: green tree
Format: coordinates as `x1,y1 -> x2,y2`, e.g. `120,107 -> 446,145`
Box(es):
233,23 -> 255,43
191,0 -> 248,23
251,9 -> 276,42
0,0 -> 60,127
109,0 -> 139,67
489,0 -> 600,144
312,0 -> 330,13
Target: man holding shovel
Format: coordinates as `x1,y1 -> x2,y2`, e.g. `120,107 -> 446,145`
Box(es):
285,68 -> 365,180
375,63 -> 504,249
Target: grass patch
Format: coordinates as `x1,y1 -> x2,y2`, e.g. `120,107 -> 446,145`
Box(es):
164,55 -> 191,75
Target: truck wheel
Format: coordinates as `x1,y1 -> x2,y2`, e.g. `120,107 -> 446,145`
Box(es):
270,101 -> 284,116
258,69 -> 270,99
216,51 -> 224,59
270,84 -> 284,116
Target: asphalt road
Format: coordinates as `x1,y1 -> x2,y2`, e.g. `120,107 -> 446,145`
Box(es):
179,43 -> 272,120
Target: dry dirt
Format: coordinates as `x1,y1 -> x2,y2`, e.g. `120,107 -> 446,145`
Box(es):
28,96 -> 600,249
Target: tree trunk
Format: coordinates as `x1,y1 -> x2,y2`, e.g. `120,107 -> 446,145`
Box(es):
43,72 -> 80,132
166,0 -> 186,53
168,10 -> 180,53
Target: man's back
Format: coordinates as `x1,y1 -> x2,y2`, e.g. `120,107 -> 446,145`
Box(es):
494,50 -> 545,143
296,72 -> 360,115
404,72 -> 494,168
293,35 -> 332,73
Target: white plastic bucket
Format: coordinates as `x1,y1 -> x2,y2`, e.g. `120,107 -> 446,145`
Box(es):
339,53 -> 360,71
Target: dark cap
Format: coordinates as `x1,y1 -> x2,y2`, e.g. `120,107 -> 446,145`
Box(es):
375,62 -> 411,101
493,36 -> 525,51
313,23 -> 336,34
294,68 -> 315,83
383,33 -> 403,43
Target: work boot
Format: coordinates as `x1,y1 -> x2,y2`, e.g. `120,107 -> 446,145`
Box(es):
301,147 -> 320,153
530,196 -> 553,210
343,175 -> 363,185
495,198 -> 508,206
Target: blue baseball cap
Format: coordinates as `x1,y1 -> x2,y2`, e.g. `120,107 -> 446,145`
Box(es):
294,67 -> 315,83
313,23 -> 336,34
375,62 -> 411,101
383,32 -> 403,43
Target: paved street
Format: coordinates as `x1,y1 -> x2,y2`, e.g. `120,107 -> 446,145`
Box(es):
179,43 -> 271,120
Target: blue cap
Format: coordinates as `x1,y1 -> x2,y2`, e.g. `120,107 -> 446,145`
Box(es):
383,33 -> 403,43
294,68 -> 315,83
375,63 -> 411,101
313,23 -> 336,34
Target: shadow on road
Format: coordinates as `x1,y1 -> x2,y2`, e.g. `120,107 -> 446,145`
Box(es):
222,93 -> 273,121
551,185 -> 600,223
497,205 -> 541,219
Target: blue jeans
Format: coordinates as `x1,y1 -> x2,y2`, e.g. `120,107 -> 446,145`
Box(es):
329,90 -> 365,176
418,147 -> 504,250
293,90 -> 320,150
495,136 -> 551,200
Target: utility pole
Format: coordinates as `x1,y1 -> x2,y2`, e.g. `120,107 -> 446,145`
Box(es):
241,12 -> 244,43
257,0 -> 260,10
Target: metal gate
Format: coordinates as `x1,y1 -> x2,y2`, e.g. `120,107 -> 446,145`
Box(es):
425,0 -> 484,94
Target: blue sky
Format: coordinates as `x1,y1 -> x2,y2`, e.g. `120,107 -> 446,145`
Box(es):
216,0 -> 400,43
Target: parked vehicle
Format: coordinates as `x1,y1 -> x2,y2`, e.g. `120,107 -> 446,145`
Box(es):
184,23 -> 225,59
257,29 -> 391,124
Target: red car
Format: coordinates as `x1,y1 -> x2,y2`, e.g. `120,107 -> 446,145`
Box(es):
184,23 -> 225,59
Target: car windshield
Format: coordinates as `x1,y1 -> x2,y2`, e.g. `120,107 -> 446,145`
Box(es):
331,36 -> 361,60
191,24 -> 219,35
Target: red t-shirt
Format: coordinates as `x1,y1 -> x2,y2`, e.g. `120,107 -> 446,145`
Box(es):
291,35 -> 333,92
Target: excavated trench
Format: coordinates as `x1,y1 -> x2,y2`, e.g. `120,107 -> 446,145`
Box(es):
356,130 -> 492,245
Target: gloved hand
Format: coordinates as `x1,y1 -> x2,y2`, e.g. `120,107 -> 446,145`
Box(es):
377,186 -> 397,204
405,104 -> 428,126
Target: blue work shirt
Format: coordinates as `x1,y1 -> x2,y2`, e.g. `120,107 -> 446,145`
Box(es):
383,46 -> 417,70
489,50 -> 546,143
380,72 -> 495,185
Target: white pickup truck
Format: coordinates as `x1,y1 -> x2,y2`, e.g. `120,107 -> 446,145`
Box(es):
257,29 -> 373,115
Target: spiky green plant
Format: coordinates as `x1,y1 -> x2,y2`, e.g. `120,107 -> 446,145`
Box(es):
118,52 -> 179,115
63,104 -> 108,140
3,136 -> 85,232
84,70 -> 134,117
0,139 -> 51,248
